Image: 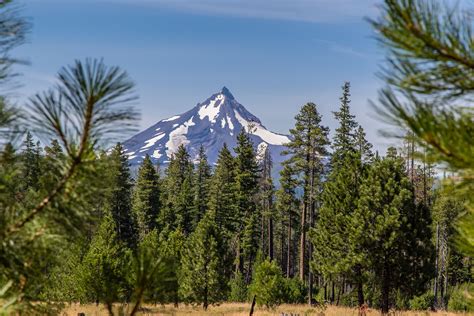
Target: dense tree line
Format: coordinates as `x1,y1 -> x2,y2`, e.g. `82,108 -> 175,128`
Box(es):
3,82 -> 468,314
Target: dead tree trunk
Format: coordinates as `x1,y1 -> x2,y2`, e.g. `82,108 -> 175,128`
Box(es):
249,295 -> 257,316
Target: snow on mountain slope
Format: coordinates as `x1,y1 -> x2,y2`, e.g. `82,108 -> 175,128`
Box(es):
123,87 -> 290,170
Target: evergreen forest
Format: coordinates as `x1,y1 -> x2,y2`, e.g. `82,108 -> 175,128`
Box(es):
0,0 -> 473,314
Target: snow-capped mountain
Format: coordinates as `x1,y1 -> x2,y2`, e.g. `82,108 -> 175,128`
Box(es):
123,87 -> 290,170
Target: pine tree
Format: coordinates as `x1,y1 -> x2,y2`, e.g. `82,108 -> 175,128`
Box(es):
158,227 -> 186,305
162,144 -> 194,235
129,229 -> 175,311
352,151 -> 427,313
43,140 -> 63,164
1,143 -> 16,166
355,125 -> 374,164
207,144 -> 238,283
276,164 -> 299,278
241,211 -> 260,283
208,144 -> 237,235
179,212 -> 226,310
312,152 -> 364,303
249,258 -> 286,308
311,85 -> 367,306
331,82 -> 358,167
258,147 -> 275,260
282,102 -> 329,292
234,129 -> 260,278
39,241 -> 85,303
1,143 -> 21,206
39,140 -> 65,197
108,143 -> 136,247
80,210 -> 131,312
132,154 -> 161,240
22,131 -> 41,191
228,271 -> 248,302
193,145 -> 212,228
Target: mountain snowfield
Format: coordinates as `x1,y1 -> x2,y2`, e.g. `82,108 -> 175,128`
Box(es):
123,87 -> 290,171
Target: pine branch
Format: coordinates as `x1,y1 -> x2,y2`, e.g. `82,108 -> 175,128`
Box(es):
2,59 -> 138,238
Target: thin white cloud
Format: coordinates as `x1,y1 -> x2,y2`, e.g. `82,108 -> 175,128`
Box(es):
313,39 -> 373,59
151,0 -> 380,23
42,0 -> 380,23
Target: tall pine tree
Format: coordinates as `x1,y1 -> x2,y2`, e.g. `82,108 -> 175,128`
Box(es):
312,82 -> 367,306
108,143 -> 136,247
132,154 -> 161,240
193,145 -> 212,229
276,163 -> 299,278
258,147 -> 275,260
282,101 -> 329,297
352,150 -> 428,313
179,212 -> 226,310
355,125 -> 374,164
161,144 -> 194,235
234,129 -> 260,280
79,210 -> 131,311
208,143 -> 237,234
22,131 -> 41,191
331,82 -> 358,167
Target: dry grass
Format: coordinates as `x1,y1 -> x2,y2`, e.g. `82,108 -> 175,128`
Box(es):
61,302 -> 474,316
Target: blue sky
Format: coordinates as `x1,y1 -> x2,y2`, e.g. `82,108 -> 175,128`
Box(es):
13,0 -> 396,151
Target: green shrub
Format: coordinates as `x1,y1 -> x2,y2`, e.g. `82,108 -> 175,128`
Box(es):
394,290 -> 409,310
228,271 -> 248,302
284,277 -> 307,304
364,282 -> 381,309
339,291 -> 358,307
249,259 -> 285,308
408,292 -> 434,311
448,283 -> 474,312
315,287 -> 326,305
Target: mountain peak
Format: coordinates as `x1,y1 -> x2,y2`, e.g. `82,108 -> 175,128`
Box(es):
123,88 -> 290,173
220,86 -> 234,100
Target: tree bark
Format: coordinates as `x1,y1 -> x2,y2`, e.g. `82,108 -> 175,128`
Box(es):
381,260 -> 390,314
261,213 -> 265,254
331,280 -> 335,303
268,199 -> 274,260
324,282 -> 327,301
410,135 -> 415,183
204,286 -> 208,311
336,279 -> 343,306
355,266 -> 364,307
434,223 -> 439,307
236,239 -> 244,275
287,213 -> 291,278
280,221 -> 285,272
357,280 -> 364,307
307,166 -> 315,306
299,202 -> 306,281
443,247 -> 449,309
249,295 -> 257,316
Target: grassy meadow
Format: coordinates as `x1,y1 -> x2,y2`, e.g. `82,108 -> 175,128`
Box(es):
61,303 -> 474,316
